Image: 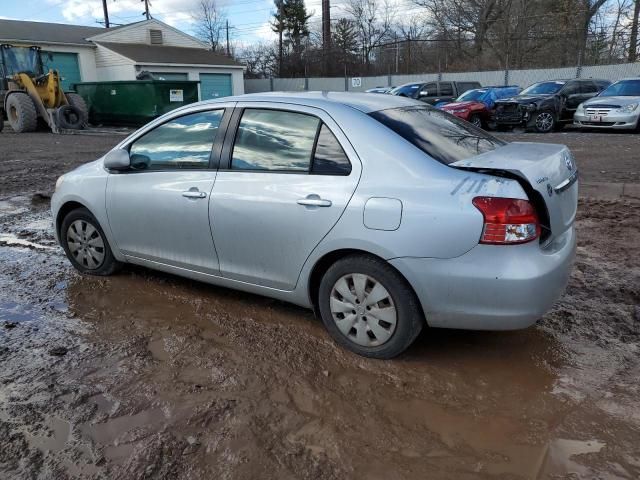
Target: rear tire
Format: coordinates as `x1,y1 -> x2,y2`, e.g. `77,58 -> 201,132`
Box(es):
60,208 -> 122,276
318,254 -> 424,359
65,93 -> 88,126
6,92 -> 38,133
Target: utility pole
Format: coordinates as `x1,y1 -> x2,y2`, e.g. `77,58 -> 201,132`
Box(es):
102,0 -> 110,28
322,0 -> 331,75
142,0 -> 150,20
226,20 -> 230,56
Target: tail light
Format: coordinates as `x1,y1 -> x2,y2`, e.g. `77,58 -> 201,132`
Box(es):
472,197 -> 540,245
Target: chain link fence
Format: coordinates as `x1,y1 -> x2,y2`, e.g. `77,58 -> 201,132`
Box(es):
245,62 -> 640,94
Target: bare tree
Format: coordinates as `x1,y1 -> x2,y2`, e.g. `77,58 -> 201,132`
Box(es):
192,0 -> 226,52
629,0 -> 640,60
346,0 -> 395,72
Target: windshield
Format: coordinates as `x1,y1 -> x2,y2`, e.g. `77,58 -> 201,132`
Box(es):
456,89 -> 487,102
0,46 -> 42,76
390,83 -> 421,96
369,106 -> 506,165
599,79 -> 640,97
521,81 -> 565,95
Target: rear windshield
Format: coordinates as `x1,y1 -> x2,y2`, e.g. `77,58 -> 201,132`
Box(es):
369,106 -> 506,165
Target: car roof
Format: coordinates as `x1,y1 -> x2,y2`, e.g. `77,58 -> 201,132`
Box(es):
198,91 -> 418,114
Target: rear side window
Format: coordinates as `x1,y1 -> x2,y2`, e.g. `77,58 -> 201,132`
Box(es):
439,82 -> 454,96
312,124 -> 351,175
580,81 -> 598,94
370,106 -> 506,165
128,110 -> 223,170
231,109 -> 319,171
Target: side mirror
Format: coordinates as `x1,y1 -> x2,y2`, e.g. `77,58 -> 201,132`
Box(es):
103,148 -> 130,170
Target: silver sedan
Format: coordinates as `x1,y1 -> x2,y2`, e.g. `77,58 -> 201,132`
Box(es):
51,92 -> 578,359
574,78 -> 640,130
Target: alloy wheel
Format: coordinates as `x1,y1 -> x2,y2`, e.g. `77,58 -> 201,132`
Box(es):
470,115 -> 482,128
536,112 -> 554,132
66,219 -> 105,269
329,273 -> 397,347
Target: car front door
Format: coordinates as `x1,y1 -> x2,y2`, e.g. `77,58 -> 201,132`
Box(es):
417,82 -> 438,103
106,107 -> 230,274
209,104 -> 361,290
559,82 -> 583,120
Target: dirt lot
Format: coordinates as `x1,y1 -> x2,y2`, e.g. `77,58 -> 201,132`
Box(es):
0,128 -> 639,479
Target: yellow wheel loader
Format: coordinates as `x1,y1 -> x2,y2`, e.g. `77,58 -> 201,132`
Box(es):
0,44 -> 87,133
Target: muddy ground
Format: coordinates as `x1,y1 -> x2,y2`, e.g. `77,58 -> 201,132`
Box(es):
0,128 -> 639,479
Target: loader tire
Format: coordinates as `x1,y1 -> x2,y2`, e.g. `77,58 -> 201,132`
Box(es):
56,105 -> 83,130
65,93 -> 88,126
0,113 -> 4,132
6,93 -> 38,133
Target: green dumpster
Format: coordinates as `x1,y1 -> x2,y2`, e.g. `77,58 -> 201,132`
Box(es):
74,80 -> 200,127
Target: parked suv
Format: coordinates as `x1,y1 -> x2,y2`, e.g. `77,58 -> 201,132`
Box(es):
438,86 -> 521,128
390,81 -> 481,105
494,79 -> 610,133
574,78 -> 640,130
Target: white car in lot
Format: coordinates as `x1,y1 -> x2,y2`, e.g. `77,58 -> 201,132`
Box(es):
574,78 -> 640,130
52,92 -> 577,359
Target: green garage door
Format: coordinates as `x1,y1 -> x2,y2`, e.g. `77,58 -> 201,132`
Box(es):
42,51 -> 81,91
199,73 -> 232,100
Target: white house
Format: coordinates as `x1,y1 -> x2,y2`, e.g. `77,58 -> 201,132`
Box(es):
0,18 -> 244,100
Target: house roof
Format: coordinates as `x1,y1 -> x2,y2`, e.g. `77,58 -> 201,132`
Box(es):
96,42 -> 243,67
0,19 -> 117,45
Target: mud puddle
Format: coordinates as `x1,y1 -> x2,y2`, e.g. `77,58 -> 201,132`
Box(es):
1,195 -> 639,479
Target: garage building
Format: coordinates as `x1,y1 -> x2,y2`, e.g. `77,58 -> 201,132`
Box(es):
0,18 -> 244,100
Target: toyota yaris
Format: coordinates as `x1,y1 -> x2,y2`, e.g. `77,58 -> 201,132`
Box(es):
52,92 -> 578,359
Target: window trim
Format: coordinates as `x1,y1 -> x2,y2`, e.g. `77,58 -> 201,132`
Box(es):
115,107 -> 231,174
220,106 -> 352,176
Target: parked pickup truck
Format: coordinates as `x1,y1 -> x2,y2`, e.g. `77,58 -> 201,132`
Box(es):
494,79 -> 610,133
390,80 -> 481,105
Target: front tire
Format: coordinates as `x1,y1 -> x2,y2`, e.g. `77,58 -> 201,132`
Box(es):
469,113 -> 483,128
60,208 -> 121,276
65,93 -> 88,126
534,111 -> 555,133
6,92 -> 38,133
318,255 -> 424,359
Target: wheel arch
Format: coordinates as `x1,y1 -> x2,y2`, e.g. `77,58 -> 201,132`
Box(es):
306,248 -> 426,324
55,200 -> 90,239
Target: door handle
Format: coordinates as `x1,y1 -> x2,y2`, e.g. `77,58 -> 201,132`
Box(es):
182,190 -> 207,199
297,197 -> 332,207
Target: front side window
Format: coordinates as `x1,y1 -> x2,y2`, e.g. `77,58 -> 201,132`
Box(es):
312,125 -> 351,175
421,83 -> 438,96
560,83 -> 580,96
370,106 -> 506,165
231,109 -> 320,171
128,110 -> 223,170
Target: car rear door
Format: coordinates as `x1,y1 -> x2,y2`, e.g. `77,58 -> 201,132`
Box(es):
209,103 -> 361,290
106,105 -> 233,274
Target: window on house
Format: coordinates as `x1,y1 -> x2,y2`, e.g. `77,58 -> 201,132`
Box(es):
149,29 -> 163,45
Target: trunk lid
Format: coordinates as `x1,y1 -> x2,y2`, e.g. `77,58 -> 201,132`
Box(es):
451,142 -> 578,242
